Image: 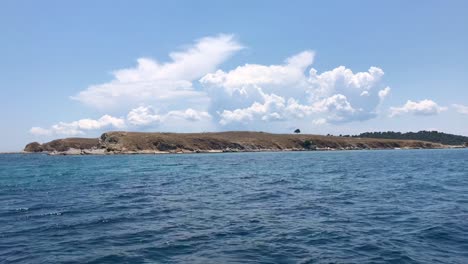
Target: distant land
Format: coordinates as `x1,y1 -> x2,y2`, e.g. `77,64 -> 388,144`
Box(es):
349,131 -> 468,146
22,131 -> 467,155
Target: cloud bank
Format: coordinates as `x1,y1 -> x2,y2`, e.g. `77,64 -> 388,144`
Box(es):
72,34 -> 243,112
452,104 -> 468,115
389,99 -> 447,117
201,51 -> 389,125
127,106 -> 211,126
33,34 -> 448,137
30,115 -> 126,136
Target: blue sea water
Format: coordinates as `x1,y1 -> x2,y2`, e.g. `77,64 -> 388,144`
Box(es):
0,149 -> 467,263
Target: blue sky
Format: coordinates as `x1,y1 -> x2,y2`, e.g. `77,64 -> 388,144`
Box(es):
1,0 -> 468,151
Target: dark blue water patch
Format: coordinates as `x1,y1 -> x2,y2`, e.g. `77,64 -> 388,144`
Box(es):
0,149 -> 467,263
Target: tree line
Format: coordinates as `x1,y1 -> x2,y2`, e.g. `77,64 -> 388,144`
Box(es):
348,131 -> 468,146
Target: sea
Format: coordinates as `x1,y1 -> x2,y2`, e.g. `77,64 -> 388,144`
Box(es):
1,149 -> 467,263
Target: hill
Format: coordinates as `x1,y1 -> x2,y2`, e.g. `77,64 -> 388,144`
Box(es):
24,131 -> 449,155
352,131 -> 468,146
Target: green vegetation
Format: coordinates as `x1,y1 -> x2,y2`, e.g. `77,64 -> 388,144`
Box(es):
302,140 -> 315,150
352,131 -> 468,146
294,129 -> 301,134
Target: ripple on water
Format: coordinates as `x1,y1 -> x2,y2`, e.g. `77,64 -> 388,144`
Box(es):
0,149 -> 467,263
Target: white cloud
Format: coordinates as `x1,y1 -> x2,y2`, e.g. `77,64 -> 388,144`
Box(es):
313,94 -> 355,113
308,66 -> 384,98
72,34 -> 243,111
166,108 -> 211,122
218,91 -> 337,125
30,106 -> 212,137
127,106 -> 162,126
29,127 -> 52,136
201,51 -> 387,125
31,35 -> 404,136
75,115 -> 125,130
127,105 -> 211,126
219,93 -> 288,125
312,94 -> 358,122
201,51 -> 314,94
389,99 -> 447,117
306,66 -> 385,121
219,91 -> 363,125
200,51 -> 315,112
312,118 -> 327,125
378,87 -> 391,100
30,115 -> 126,136
453,104 -> 468,115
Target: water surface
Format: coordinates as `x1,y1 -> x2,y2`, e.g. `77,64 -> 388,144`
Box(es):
1,149 -> 467,263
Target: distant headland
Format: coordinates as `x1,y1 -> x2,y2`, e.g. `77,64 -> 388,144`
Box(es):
23,131 -> 467,155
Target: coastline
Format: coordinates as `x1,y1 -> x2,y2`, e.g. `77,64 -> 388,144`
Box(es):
21,131 -> 463,156
6,146 -> 467,156
43,146 -> 464,156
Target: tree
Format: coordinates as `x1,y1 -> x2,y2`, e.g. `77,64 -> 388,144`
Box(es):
294,129 -> 301,134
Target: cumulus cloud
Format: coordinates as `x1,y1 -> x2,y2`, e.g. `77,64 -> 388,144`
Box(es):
127,106 -> 211,126
31,34 -> 401,137
72,34 -> 243,111
201,51 -> 314,95
312,118 -> 327,125
308,66 -> 384,98
219,91 -> 365,125
389,99 -> 447,117
127,106 -> 162,126
218,91 -> 325,125
30,106 -> 212,136
166,108 -> 211,122
29,127 -> 52,136
200,51 -> 316,114
30,115 -> 126,136
452,104 -> 468,115
312,94 -> 360,122
219,93 -> 288,125
202,50 -> 387,125
378,87 -> 391,100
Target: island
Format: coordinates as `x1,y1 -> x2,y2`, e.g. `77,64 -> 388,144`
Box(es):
23,131 -> 458,155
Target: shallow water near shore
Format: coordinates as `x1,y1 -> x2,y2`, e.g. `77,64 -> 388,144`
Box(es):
1,149 -> 467,263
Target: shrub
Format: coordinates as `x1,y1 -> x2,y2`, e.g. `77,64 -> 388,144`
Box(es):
302,140 -> 314,149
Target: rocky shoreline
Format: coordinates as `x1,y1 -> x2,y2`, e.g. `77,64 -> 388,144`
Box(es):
23,131 -> 453,155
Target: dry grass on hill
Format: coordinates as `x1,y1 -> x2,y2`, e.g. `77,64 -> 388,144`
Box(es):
25,131 -> 445,154
100,131 -> 443,152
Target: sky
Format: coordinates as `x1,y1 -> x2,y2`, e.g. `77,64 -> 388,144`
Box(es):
1,0 -> 468,151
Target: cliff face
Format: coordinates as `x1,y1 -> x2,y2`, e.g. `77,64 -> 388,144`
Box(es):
25,138 -> 100,154
24,131 -> 447,155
